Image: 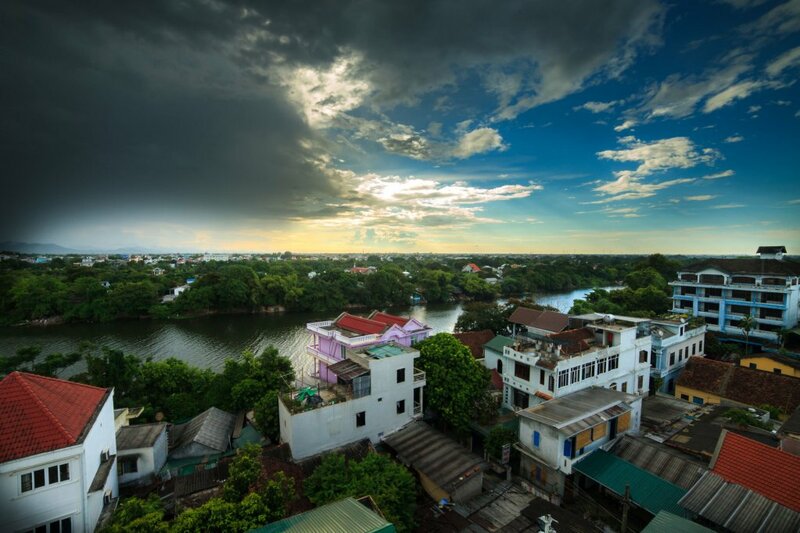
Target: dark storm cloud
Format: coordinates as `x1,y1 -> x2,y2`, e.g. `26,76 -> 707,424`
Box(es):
0,0 -> 664,240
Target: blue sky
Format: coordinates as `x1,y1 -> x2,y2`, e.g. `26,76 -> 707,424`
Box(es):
3,0 -> 799,253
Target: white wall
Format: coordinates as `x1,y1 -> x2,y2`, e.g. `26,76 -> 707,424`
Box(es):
281,351 -> 421,460
1,393 -> 118,533
118,429 -> 167,486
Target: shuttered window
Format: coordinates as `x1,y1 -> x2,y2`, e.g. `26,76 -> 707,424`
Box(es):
617,411 -> 631,432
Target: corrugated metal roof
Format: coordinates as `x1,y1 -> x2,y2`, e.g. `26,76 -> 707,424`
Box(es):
328,359 -> 370,381
573,450 -> 687,516
679,471 -> 800,533
254,497 -> 395,533
642,511 -> 713,533
483,335 -> 514,353
117,423 -> 167,450
517,387 -> 635,429
382,422 -> 486,492
169,407 -> 236,453
613,436 -> 706,490
560,404 -> 629,436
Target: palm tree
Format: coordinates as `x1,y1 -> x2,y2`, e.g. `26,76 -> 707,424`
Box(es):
738,315 -> 755,356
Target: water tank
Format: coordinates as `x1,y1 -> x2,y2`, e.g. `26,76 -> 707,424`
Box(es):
603,314 -> 615,323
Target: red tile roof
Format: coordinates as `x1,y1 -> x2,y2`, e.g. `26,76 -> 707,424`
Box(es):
549,327 -> 595,354
334,313 -> 388,335
369,311 -> 411,327
509,307 -> 569,332
712,431 -> 800,512
454,330 -> 496,359
0,372 -> 110,463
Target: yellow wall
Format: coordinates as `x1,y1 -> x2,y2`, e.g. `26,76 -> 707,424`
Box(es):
675,385 -> 722,406
739,357 -> 800,378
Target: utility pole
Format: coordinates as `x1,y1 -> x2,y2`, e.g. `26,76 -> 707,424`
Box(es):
621,484 -> 630,533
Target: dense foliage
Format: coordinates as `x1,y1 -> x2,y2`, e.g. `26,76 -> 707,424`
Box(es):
0,253 -> 675,325
569,255 -> 680,317
304,452 -> 416,532
71,345 -> 293,423
485,426 -> 518,461
416,333 -> 492,432
104,445 -> 295,533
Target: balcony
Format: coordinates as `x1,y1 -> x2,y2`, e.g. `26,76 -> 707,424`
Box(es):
413,368 -> 426,384
306,345 -> 341,366
306,320 -> 383,347
413,401 -> 422,416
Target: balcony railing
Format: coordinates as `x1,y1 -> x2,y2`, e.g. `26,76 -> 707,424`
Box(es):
307,320 -> 383,347
413,368 -> 426,383
306,345 -> 341,366
413,401 -> 422,416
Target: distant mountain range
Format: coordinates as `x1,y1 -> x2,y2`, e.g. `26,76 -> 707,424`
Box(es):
0,241 -> 177,255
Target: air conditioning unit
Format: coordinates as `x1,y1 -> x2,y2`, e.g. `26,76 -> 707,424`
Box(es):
100,450 -> 110,462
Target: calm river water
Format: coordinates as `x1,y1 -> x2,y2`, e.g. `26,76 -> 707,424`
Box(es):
0,287 -> 616,376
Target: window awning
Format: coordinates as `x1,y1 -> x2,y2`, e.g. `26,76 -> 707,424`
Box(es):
328,359 -> 369,381
560,403 -> 629,436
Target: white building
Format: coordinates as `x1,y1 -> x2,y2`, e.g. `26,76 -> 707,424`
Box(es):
515,387 -> 642,496
279,342 -> 426,460
116,423 -> 168,487
493,313 -> 652,410
670,246 -> 800,344
0,372 -> 119,533
649,318 -> 707,394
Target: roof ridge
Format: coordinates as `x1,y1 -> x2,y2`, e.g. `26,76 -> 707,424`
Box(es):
13,372 -> 76,443
15,370 -> 108,392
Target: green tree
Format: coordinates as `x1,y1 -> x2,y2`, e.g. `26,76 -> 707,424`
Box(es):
253,391 -> 281,442
104,495 -> 168,533
485,426 -> 517,461
305,453 -> 415,532
739,315 -> 755,356
416,333 -> 492,432
224,444 -> 262,503
455,302 -> 513,335
10,274 -> 67,319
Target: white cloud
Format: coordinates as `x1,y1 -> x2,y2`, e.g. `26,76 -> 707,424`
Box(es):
614,119 -> 637,131
574,100 -> 620,113
788,198 -> 800,204
685,195 -> 717,201
452,128 -> 508,159
711,203 -> 746,209
748,105 -> 762,113
703,80 -> 777,113
724,135 -> 744,143
701,169 -> 735,179
597,136 -> 719,178
767,46 -> 800,76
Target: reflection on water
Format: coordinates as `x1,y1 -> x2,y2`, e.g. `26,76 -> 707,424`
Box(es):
0,286 -> 615,376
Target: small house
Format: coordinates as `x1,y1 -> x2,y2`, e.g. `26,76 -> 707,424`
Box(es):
168,407 -> 236,460
116,423 -> 168,487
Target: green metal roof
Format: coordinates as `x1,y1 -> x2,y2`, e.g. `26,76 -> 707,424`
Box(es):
573,450 -> 687,516
642,511 -> 714,533
252,497 -> 396,533
483,335 -> 513,353
365,344 -> 405,359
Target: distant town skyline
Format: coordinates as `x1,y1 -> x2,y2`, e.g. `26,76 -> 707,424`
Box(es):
2,1 -> 799,253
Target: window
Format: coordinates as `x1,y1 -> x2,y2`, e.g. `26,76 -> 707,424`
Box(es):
21,473 -> 32,493
396,368 -> 406,383
610,383 -> 617,391
774,368 -> 782,375
557,370 -> 569,388
34,469 -> 45,488
570,366 -> 580,384
681,394 -> 690,400
608,354 -> 619,371
539,369 -> 545,385
692,344 -> 696,355
356,411 -> 366,427
679,348 -> 683,360
749,363 -> 757,369
548,375 -> 555,392
397,400 -> 405,414
582,362 -> 595,380
597,358 -> 607,374
699,340 -> 703,352
639,350 -> 648,364
621,382 -> 628,393
637,375 -> 644,390
692,396 -> 705,405
22,517 -> 72,533
497,360 -> 503,374
533,431 -> 540,448
515,362 -> 530,381
669,352 -> 675,365
118,457 -> 138,475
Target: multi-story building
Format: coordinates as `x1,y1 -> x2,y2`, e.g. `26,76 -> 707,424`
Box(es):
279,342 -> 426,460
649,318 -> 707,394
0,372 -> 119,533
670,246 -> 800,344
515,387 -> 642,496
495,313 -> 652,410
306,311 -> 431,383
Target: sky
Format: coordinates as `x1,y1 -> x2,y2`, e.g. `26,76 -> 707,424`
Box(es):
2,0 -> 799,254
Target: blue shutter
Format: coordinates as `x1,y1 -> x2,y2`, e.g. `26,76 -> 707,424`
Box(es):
563,439 -> 572,458
533,431 -> 540,448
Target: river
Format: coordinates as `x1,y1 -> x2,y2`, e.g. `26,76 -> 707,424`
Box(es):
0,286 -> 616,376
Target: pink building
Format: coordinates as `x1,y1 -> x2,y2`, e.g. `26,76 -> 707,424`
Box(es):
307,311 -> 432,382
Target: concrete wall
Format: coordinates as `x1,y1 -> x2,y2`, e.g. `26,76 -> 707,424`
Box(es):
281,351 -> 421,460
0,393 -> 117,533
118,428 -> 168,486
740,356 -> 800,378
